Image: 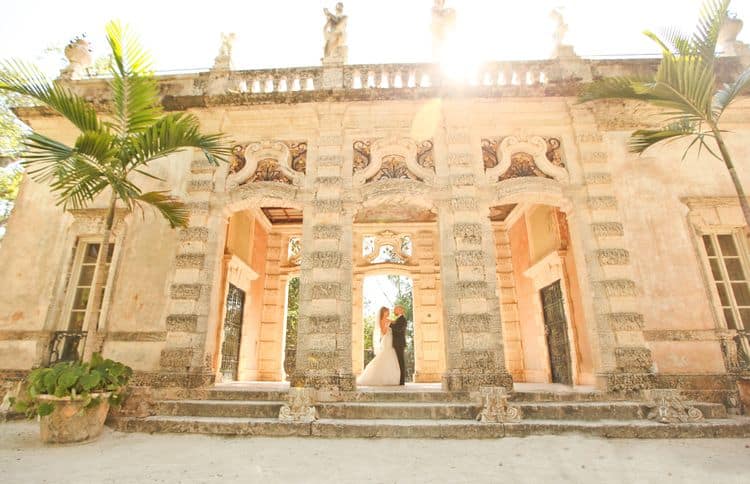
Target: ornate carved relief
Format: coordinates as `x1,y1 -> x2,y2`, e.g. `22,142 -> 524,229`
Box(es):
352,137 -> 435,184
278,387 -> 317,423
475,387 -> 521,423
361,230 -> 413,265
226,140 -> 307,189
483,136 -> 568,183
645,389 -> 704,424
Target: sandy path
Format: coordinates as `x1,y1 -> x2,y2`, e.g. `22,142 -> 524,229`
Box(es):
1,421 -> 749,483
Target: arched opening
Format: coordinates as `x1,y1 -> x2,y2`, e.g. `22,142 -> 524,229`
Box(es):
361,274 -> 416,382
212,205 -> 302,383
351,194 -> 445,385
489,201 -> 595,386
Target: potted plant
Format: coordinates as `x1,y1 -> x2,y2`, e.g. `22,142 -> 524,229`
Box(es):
12,353 -> 132,443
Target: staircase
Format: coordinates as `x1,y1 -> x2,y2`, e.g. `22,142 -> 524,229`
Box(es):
108,384 -> 750,439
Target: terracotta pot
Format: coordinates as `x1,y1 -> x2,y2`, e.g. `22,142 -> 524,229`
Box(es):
37,393 -> 111,444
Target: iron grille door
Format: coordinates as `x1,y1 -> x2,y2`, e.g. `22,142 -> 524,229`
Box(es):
540,280 -> 573,385
220,284 -> 245,381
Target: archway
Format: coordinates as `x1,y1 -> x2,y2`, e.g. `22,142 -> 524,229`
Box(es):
488,196 -> 596,386
360,274 -> 416,382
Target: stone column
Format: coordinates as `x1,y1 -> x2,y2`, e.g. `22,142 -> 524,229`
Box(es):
437,127 -> 513,391
565,101 -> 655,394
292,124 -> 355,390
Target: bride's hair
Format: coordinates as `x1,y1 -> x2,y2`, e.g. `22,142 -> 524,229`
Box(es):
378,306 -> 390,322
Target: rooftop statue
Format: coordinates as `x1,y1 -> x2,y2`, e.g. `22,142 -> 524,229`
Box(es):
550,8 -> 577,59
213,32 -> 236,71
718,12 -> 749,58
59,36 -> 92,80
431,0 -> 456,61
323,2 -> 348,63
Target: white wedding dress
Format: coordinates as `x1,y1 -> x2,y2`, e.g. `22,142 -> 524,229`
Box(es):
357,327 -> 401,386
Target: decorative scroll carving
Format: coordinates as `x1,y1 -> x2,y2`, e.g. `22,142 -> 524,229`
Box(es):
484,136 -> 568,183
475,387 -> 521,423
227,140 -> 306,189
645,389 -> 704,424
288,142 -> 307,173
362,230 -> 413,265
278,387 -> 317,423
229,145 -> 246,174
481,138 -> 499,169
250,158 -> 292,184
499,152 -> 548,181
366,154 -> 421,183
416,139 -> 435,170
352,139 -> 372,173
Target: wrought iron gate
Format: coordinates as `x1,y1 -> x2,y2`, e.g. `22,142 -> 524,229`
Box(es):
220,284 -> 245,381
540,280 -> 573,385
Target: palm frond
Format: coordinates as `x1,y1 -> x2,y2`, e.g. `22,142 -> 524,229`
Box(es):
646,54 -> 716,121
133,190 -> 189,228
644,28 -> 692,56
713,66 -> 750,119
125,113 -> 232,168
0,59 -> 101,133
43,154 -> 110,209
628,120 -> 699,154
105,20 -> 161,137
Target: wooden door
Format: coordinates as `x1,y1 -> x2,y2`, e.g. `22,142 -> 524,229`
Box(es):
540,280 -> 573,385
220,284 -> 245,381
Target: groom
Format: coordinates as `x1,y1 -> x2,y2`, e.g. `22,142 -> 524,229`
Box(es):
390,305 -> 408,385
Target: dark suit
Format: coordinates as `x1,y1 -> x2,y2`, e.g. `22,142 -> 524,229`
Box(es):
390,315 -> 407,385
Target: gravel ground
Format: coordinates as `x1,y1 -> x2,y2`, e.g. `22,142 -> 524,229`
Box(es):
1,421 -> 749,483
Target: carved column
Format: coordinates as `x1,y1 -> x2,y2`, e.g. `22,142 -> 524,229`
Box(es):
437,126 -> 513,391
292,120 -> 355,390
566,101 -> 655,394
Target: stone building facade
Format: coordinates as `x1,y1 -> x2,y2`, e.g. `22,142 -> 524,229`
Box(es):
2,56 -> 750,404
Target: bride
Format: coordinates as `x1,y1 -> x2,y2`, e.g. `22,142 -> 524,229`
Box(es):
356,306 -> 401,386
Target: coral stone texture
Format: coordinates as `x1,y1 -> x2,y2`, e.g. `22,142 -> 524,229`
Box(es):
1,54 -> 750,417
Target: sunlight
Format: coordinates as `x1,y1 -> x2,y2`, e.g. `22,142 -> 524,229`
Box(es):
439,32 -> 483,82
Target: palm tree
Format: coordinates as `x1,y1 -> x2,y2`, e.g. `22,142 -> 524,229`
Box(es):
579,0 -> 750,227
0,21 -> 232,357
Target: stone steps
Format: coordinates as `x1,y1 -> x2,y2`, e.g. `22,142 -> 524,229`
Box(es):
152,399 -> 726,421
109,415 -> 750,439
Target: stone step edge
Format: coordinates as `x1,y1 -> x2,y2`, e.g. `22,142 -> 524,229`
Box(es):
108,416 -> 750,439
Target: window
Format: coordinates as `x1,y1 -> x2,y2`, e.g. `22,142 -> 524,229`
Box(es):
701,233 -> 750,330
287,236 -> 301,265
362,232 -> 413,264
65,241 -> 114,331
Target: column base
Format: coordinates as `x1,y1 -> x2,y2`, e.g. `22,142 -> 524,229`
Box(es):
441,369 -> 513,392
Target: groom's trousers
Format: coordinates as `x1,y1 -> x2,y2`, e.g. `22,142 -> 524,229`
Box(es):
394,345 -> 406,385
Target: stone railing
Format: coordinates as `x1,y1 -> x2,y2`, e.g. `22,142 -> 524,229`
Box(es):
229,67 -> 322,94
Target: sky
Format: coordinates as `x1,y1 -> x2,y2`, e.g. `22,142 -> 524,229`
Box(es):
1,0 -> 750,74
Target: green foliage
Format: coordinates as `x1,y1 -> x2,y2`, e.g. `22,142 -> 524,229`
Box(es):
0,165 -> 22,232
12,353 -> 133,418
284,276 -> 300,348
0,20 -> 232,229
579,0 -> 748,160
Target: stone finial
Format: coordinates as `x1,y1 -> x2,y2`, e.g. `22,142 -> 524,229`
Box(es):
718,13 -> 750,60
278,387 -> 318,423
475,386 -> 521,423
431,0 -> 456,62
213,32 -> 236,71
645,389 -> 704,424
550,8 -> 577,60
59,35 -> 92,80
322,2 -> 348,64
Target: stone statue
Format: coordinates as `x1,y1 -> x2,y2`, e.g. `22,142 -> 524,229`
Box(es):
718,12 -> 749,59
431,0 -> 456,61
323,2 -> 348,63
59,36 -> 92,80
213,32 -> 236,71
550,8 -> 577,59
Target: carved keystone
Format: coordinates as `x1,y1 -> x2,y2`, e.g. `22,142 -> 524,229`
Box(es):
644,389 -> 704,424
278,387 -> 318,423
475,387 -> 521,423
